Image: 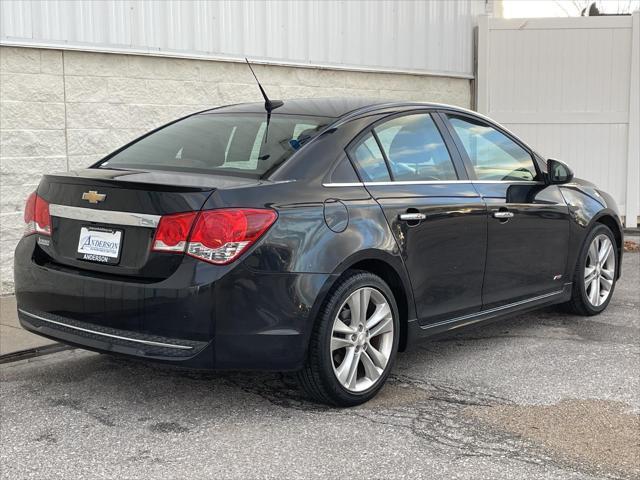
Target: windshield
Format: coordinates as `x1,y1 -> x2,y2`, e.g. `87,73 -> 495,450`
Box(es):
99,113 -> 332,178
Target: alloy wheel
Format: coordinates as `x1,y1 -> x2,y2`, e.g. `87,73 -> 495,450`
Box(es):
330,287 -> 394,392
584,234 -> 615,307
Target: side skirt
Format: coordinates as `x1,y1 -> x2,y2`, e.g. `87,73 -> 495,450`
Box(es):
406,284 -> 572,343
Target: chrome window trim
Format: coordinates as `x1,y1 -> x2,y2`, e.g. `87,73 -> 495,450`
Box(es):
323,180 -> 469,187
365,180 -> 468,186
322,180 -> 545,187
18,309 -> 194,350
49,204 -> 161,228
322,182 -> 365,187
472,180 -> 544,185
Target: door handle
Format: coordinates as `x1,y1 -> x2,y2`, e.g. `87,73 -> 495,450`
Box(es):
399,213 -> 426,221
492,211 -> 514,219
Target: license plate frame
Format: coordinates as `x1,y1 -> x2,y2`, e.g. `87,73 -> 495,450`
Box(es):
76,226 -> 123,265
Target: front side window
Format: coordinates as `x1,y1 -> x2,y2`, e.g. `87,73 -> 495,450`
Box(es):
374,114 -> 457,181
101,113 -> 332,178
447,115 -> 538,181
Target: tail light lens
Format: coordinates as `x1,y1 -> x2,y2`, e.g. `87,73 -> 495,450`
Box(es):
187,209 -> 278,265
152,212 -> 198,252
152,208 -> 277,265
23,192 -> 51,236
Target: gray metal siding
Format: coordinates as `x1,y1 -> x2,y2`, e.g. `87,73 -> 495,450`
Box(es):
0,0 -> 485,77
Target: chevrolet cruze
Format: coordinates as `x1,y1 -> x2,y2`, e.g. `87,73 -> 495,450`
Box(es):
14,98 -> 623,406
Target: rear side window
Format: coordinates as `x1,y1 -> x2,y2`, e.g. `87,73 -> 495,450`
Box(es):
351,134 -> 391,182
447,115 -> 538,181
100,113 -> 332,178
374,114 -> 457,181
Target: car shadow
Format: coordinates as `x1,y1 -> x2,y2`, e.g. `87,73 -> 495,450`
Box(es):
3,294 -> 636,423
4,306 -> 620,412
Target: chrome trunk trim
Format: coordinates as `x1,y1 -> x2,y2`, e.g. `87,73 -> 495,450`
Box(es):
49,204 -> 161,228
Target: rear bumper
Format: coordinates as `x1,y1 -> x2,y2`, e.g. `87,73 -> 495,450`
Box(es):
18,308 -> 210,361
14,236 -> 334,370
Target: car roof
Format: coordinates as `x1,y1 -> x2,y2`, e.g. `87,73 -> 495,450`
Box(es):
200,97 -> 476,120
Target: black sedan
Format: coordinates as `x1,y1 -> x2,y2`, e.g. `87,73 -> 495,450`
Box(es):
14,98 -> 623,406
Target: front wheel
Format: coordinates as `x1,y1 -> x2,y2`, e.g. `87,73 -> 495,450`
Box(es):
297,271 -> 399,406
564,224 -> 618,316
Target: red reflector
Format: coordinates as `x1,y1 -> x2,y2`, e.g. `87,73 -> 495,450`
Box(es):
186,209 -> 277,265
151,211 -> 198,252
24,192 -> 51,236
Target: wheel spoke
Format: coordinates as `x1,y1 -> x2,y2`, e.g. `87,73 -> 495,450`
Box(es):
366,303 -> 391,330
359,288 -> 371,324
600,275 -> 613,290
601,267 -> 615,281
333,319 -> 356,335
370,316 -> 393,337
598,241 -> 612,263
336,346 -> 356,385
588,242 -> 598,265
347,294 -> 361,328
589,275 -> 600,305
366,343 -> 387,369
345,351 -> 361,389
331,336 -> 353,351
584,266 -> 597,285
360,351 -> 382,382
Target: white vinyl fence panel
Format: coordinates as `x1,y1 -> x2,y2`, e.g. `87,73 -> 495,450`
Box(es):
477,14 -> 640,227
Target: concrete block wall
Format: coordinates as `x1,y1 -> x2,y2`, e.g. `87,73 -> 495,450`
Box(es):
0,46 -> 472,294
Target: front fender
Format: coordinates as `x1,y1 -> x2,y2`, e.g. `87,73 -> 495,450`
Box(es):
559,183 -> 624,280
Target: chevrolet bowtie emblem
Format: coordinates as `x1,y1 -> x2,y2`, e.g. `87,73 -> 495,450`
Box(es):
82,190 -> 106,204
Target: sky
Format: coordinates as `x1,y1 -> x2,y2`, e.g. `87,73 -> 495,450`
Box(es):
501,0 -> 640,18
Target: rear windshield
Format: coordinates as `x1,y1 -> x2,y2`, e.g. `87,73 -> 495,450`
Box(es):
99,113 -> 333,178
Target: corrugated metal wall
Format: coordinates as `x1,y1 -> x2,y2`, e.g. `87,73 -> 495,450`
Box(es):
477,15 -> 640,227
0,0 -> 485,78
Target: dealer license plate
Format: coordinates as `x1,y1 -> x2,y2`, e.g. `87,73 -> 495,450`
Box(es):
77,226 -> 122,264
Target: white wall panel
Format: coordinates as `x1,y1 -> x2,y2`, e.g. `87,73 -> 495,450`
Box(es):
0,0 -> 484,77
477,14 -> 640,226
510,123 -> 629,208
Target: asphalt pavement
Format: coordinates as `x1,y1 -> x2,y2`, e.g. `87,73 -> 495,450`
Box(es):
1,252 -> 638,480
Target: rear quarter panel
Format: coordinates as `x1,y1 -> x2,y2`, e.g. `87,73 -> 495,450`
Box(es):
201,179 -> 416,365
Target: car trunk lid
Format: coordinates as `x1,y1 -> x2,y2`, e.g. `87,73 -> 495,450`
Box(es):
35,168 -> 256,279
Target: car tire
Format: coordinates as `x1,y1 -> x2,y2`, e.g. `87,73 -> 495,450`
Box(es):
297,270 -> 400,407
564,223 -> 618,316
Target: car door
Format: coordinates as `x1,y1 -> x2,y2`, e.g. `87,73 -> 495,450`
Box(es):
441,112 -> 570,309
347,111 -> 487,325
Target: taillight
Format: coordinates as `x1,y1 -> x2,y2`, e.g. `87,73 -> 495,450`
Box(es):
23,192 -> 51,236
151,208 -> 277,265
152,212 -> 198,252
187,209 -> 277,265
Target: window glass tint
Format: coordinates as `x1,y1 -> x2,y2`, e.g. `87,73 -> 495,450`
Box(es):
351,134 -> 391,181
448,116 -> 537,181
374,114 -> 457,181
101,113 -> 331,178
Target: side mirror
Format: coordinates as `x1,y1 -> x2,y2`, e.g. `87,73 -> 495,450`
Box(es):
547,159 -> 574,184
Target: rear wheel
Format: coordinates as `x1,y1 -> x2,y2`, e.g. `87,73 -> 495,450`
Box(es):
297,271 -> 399,406
565,224 -> 618,316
